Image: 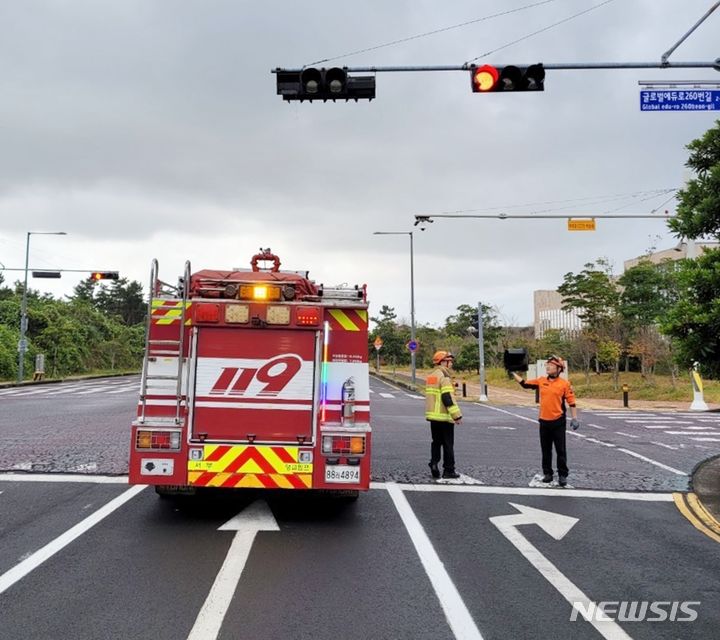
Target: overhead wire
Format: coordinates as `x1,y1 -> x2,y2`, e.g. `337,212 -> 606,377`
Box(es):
465,0 -> 617,64
304,0 -> 563,67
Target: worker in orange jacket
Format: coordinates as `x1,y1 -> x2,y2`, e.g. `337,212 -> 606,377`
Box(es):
512,355 -> 579,487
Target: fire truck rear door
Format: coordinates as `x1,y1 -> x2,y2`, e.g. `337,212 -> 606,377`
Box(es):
191,328 -> 318,443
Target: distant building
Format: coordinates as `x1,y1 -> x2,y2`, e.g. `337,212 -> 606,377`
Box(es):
533,290 -> 583,339
623,241 -> 717,271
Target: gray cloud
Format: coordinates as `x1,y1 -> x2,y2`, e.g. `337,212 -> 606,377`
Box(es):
1,0 -> 718,324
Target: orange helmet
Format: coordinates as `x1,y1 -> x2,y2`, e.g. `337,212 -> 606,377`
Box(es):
433,350 -> 454,365
546,355 -> 565,371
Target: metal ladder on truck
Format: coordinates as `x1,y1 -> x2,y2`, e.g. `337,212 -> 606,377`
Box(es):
138,259 -> 192,425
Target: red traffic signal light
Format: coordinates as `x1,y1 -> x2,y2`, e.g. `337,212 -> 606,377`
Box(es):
89,271 -> 119,281
470,64 -> 545,93
471,65 -> 500,92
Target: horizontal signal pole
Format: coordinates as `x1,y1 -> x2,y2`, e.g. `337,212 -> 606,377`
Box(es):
0,267 -> 115,273
273,59 -> 720,74
414,213 -> 674,222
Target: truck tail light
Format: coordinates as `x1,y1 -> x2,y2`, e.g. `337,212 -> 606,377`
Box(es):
196,303 -> 220,323
296,306 -> 321,326
322,435 -> 365,455
136,430 -> 182,450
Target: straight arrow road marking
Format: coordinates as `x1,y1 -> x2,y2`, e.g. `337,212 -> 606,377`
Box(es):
490,503 -> 634,640
386,483 -> 484,640
187,501 -> 280,640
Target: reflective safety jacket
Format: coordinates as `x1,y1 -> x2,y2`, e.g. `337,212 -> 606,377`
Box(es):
425,366 -> 462,423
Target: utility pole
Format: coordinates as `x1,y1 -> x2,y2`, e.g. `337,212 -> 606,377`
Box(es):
477,302 -> 488,403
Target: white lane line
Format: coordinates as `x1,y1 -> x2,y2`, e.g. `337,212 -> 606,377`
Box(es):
625,419 -> 691,424
488,426 -> 516,430
587,423 -> 606,430
615,448 -> 687,476
386,483 -> 484,640
691,437 -> 720,442
571,433 -> 616,448
684,426 -> 720,430
0,473 -> 128,484
615,432 -> 639,439
379,392 -> 395,399
0,485 -> 146,595
476,404 -> 689,477
406,394 -> 424,400
652,442 -> 680,451
369,389 -> 375,394
663,431 -> 719,435
379,482 -> 675,501
642,425 -> 691,429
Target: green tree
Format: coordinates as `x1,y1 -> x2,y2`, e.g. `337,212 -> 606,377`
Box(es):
618,260 -> 677,329
669,119 -> 720,240
369,305 -> 408,367
661,249 -> 720,378
557,260 -> 619,332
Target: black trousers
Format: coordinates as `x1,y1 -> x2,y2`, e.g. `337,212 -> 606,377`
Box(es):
430,421 -> 455,472
539,417 -> 569,477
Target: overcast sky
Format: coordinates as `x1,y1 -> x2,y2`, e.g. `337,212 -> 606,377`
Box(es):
1,0 -> 718,327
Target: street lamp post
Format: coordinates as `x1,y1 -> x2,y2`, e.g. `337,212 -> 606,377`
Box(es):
18,231 -> 67,382
373,231 -> 417,387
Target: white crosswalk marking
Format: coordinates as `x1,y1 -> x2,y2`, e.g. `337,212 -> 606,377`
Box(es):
107,386 -> 138,394
406,394 -> 424,400
379,392 -> 395,399
76,386 -> 112,395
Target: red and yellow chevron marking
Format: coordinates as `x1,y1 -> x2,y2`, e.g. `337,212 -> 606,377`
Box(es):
151,300 -> 192,326
187,444 -> 313,489
327,309 -> 368,332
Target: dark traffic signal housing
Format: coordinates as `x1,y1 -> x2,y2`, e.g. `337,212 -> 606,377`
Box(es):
470,64 -> 545,93
89,271 -> 119,282
276,67 -> 376,102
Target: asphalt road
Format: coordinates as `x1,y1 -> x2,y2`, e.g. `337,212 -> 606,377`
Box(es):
0,375 -> 719,640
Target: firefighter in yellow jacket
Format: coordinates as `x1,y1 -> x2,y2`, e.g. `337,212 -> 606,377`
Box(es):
425,351 -> 463,479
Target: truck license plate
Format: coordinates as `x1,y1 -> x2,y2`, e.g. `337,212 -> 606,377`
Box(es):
324,465 -> 360,484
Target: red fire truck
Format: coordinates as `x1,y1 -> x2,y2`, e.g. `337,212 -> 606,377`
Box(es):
128,250 -> 371,497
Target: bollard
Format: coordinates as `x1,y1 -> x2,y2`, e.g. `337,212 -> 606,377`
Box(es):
462,382 -> 467,398
535,387 -> 540,404
484,383 -> 488,397
622,384 -> 629,408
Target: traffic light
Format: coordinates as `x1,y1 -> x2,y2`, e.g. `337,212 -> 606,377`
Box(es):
470,64 -> 545,93
89,271 -> 119,281
276,67 -> 376,102
32,271 -> 61,278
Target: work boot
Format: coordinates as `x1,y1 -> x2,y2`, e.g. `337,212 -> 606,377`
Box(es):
541,474 -> 553,483
429,462 -> 440,479
558,475 -> 568,487
442,470 -> 460,479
